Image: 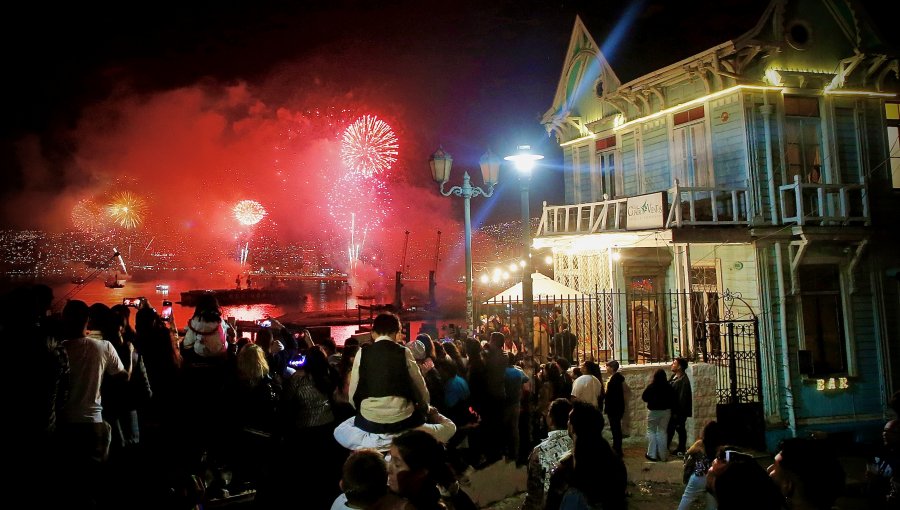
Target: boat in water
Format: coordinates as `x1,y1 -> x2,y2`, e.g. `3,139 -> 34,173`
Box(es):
105,274 -> 126,289
179,287 -> 304,307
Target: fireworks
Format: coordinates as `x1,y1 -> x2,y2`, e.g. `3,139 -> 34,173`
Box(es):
327,172 -> 391,270
341,115 -> 399,177
234,200 -> 267,226
107,191 -> 146,229
71,199 -> 108,233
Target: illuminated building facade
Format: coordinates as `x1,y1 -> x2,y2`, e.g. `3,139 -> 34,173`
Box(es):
540,0 -> 898,448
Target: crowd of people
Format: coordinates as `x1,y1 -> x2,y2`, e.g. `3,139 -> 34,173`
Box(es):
5,282 -> 896,509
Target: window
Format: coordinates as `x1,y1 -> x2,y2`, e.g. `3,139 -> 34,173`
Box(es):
673,107 -> 711,187
594,136 -> 621,199
886,102 -> 900,189
690,265 -> 721,354
784,96 -> 823,184
798,264 -> 847,376
573,145 -> 591,203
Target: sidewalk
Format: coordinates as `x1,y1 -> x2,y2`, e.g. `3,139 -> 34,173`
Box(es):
473,435 -> 872,509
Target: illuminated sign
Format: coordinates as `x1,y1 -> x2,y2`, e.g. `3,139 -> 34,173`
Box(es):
815,377 -> 849,391
626,192 -> 666,230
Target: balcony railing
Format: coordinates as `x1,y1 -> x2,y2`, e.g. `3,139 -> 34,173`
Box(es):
778,175 -> 869,226
536,195 -> 629,236
536,183 -> 751,237
665,180 -> 751,228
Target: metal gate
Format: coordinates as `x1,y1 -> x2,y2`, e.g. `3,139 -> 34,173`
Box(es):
696,291 -> 765,448
697,318 -> 762,404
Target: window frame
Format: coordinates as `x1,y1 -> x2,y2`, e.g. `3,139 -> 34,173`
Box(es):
795,262 -> 856,378
594,136 -> 622,200
783,95 -> 825,185
885,101 -> 900,190
671,115 -> 713,188
572,143 -> 593,204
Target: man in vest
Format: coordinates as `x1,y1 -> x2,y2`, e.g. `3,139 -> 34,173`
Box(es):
348,313 -> 429,433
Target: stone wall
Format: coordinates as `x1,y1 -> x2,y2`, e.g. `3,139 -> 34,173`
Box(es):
613,362 -> 716,445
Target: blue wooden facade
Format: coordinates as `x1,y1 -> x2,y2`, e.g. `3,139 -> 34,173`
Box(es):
537,0 -> 899,449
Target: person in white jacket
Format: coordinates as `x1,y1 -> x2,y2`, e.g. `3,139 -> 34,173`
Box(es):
182,293 -> 233,357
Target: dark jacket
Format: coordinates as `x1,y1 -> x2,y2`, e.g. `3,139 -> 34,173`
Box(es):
553,331 -> 577,362
669,373 -> 693,417
353,340 -> 416,409
604,372 -> 626,417
642,380 -> 675,411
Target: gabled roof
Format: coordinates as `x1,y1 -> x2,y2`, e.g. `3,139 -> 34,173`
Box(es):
544,15 -> 620,127
575,0 -> 771,85
544,0 -> 898,137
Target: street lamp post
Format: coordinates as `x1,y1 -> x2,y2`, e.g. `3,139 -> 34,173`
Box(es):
505,145 -> 543,363
430,148 -> 500,335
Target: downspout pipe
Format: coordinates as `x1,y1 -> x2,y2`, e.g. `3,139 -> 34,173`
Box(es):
760,98 -> 778,225
774,242 -> 798,437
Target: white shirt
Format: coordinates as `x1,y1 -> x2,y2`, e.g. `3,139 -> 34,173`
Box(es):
62,336 -> 126,423
333,410 -> 457,452
571,374 -> 603,408
330,493 -> 352,510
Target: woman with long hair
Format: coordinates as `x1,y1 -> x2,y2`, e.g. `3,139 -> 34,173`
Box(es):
677,420 -> 723,510
388,429 -> 476,510
642,368 -> 675,462
443,340 -> 467,376
274,345 -> 343,508
223,343 -> 279,490
332,344 -> 360,422
545,402 -> 627,510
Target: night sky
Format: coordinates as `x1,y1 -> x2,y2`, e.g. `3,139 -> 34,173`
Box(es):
0,0 -> 895,262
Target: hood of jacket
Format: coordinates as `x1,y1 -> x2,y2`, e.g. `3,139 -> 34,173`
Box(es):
188,316 -> 222,335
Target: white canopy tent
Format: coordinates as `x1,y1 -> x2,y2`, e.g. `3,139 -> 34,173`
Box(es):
483,272 -> 588,304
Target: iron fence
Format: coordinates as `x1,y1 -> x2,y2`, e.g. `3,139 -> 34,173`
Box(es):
481,289 -> 699,365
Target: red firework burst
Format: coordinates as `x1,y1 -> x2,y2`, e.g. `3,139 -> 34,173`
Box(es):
341,115 -> 399,177
71,199 -> 108,233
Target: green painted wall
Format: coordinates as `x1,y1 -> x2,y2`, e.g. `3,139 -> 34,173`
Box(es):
710,93 -> 749,188
621,131 -> 638,195
641,121 -> 669,192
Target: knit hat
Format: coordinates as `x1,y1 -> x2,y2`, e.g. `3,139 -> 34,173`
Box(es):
407,340 -> 426,362
416,333 -> 434,357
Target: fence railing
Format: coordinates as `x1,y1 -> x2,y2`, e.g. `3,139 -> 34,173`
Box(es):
778,175 -> 869,226
479,289 -> 757,366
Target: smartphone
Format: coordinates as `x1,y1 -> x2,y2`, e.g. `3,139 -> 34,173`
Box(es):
257,319 -> 272,328
160,300 -> 173,321
288,354 -> 307,368
123,297 -> 141,307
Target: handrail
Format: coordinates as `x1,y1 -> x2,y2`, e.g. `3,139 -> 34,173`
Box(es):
778,175 -> 869,226
537,181 -> 752,236
665,180 -> 751,228
536,195 -> 629,236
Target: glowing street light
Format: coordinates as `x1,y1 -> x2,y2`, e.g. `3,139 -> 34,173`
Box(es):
504,145 -> 544,364
431,147 -> 501,334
